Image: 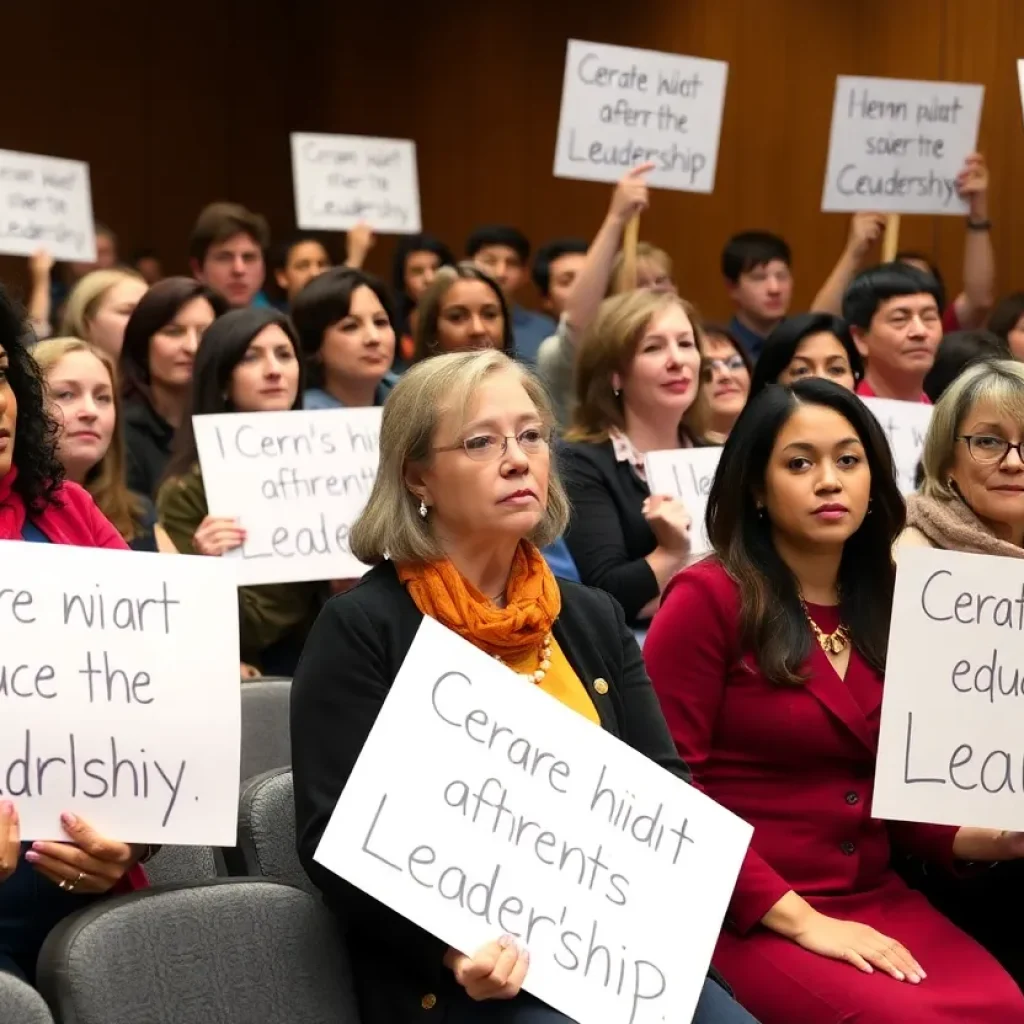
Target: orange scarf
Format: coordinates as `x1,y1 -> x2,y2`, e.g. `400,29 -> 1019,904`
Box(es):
397,541 -> 561,660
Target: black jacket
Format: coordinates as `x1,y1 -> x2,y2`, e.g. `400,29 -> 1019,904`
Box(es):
291,560 -> 696,1024
124,397 -> 175,500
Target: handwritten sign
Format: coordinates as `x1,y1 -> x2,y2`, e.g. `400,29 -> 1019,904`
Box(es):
553,40 -> 728,194
193,408 -> 380,585
290,132 -> 421,234
0,541 -> 239,844
0,149 -> 95,261
861,397 -> 932,494
1018,61 -> 1024,128
822,76 -> 983,215
643,448 -> 723,557
317,618 -> 750,1024
874,547 -> 1024,831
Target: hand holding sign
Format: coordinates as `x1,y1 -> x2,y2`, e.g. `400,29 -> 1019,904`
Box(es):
642,494 -> 692,556
608,163 -> 654,226
955,152 -> 989,216
0,803 -> 19,882
25,812 -> 139,895
846,212 -> 887,259
192,515 -> 246,557
445,936 -> 530,1001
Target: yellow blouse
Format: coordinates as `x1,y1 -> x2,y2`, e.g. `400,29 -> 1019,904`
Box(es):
502,634 -> 600,725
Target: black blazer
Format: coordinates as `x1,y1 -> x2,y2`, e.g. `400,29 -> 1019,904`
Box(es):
290,560 -> 694,1024
124,397 -> 175,499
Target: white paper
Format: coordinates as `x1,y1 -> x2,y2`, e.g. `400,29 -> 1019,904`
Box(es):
0,542 -> 239,844
290,132 -> 421,234
1018,61 -> 1024,128
821,75 -> 983,215
553,40 -> 728,194
874,547 -> 1024,831
0,149 -> 95,261
316,618 -> 751,1024
861,397 -> 932,494
193,408 -> 380,585
643,448 -> 724,557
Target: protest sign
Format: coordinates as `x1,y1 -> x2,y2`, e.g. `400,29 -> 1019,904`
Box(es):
822,76 -> 983,215
874,547 -> 1024,832
290,132 -> 421,234
861,397 -> 932,494
193,407 -> 381,585
1018,61 -> 1024,128
553,40 -> 728,194
0,541 -> 239,844
316,617 -> 751,1024
0,149 -> 95,261
643,447 -> 723,557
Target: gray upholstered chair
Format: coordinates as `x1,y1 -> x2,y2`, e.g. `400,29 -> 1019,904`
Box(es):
36,880 -> 359,1024
142,844 -> 227,887
0,970 -> 54,1023
240,677 -> 292,782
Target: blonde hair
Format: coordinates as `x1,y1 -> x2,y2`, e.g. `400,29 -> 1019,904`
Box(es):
60,268 -> 144,341
609,241 -> 673,295
350,350 -> 569,564
921,359 -> 1024,501
33,337 -> 146,542
566,290 -> 704,444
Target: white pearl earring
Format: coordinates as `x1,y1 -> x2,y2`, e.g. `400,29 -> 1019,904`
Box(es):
419,500 -> 428,519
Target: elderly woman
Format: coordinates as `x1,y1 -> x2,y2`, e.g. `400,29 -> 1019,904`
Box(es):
290,350 -> 759,1024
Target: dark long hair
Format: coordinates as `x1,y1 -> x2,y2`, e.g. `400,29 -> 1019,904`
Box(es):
163,307 -> 304,482
0,287 -> 64,511
706,379 -> 905,685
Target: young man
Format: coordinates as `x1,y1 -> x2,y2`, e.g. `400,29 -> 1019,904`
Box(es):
721,231 -> 793,361
189,201 -> 270,308
842,262 -> 943,403
467,225 -> 554,364
531,238 -> 588,320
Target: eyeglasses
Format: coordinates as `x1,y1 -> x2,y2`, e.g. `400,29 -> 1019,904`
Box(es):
433,426 -> 552,462
701,355 -> 747,380
957,435 -> 1024,465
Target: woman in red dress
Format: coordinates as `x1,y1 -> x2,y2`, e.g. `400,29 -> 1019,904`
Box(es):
645,378 -> 1024,1023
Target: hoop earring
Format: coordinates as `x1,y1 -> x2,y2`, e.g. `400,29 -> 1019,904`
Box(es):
418,500 -> 428,519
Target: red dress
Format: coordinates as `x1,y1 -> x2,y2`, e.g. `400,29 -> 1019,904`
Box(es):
645,558 -> 1024,1024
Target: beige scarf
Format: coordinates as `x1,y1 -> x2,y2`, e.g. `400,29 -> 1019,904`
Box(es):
905,493 -> 1024,559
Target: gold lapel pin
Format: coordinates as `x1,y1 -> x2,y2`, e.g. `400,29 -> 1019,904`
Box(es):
594,678 -> 609,695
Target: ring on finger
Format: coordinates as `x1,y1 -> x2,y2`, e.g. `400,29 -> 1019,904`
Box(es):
64,870 -> 86,893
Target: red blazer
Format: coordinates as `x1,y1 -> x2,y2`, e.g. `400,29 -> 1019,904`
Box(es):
644,558 -> 958,934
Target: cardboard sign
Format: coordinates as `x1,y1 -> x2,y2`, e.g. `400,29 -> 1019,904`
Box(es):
0,149 -> 95,261
822,76 -> 983,215
643,448 -> 724,557
290,132 -> 421,234
874,547 -> 1024,831
193,408 -> 380,585
861,397 -> 932,494
316,618 -> 751,1024
0,542 -> 239,844
553,40 -> 728,193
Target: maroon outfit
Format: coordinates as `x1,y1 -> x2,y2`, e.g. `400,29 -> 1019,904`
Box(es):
645,558 -> 1024,1024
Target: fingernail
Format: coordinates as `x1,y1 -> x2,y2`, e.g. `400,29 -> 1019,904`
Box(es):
893,970 -> 905,981
908,973 -> 921,984
864,965 -> 873,974
61,812 -> 77,828
522,948 -> 531,963
498,935 -> 514,949
24,851 -> 39,863
0,801 -> 12,814
919,969 -> 928,980
31,841 -> 44,851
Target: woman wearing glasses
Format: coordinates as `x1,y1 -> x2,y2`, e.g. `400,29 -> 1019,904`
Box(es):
291,350 -> 760,1024
690,325 -> 753,445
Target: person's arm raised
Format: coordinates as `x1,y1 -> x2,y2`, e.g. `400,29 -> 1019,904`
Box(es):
810,212 -> 885,315
953,153 -> 994,329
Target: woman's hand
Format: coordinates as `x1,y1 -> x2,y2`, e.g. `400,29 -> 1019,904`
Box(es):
609,163 -> 653,226
443,936 -> 530,1001
0,802 -> 21,883
28,249 -> 54,283
643,494 -> 692,556
193,516 -> 246,556
24,812 -> 142,895
240,662 -> 262,680
791,910 -> 925,983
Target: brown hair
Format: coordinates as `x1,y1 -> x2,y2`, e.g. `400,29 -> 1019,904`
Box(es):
608,241 -> 673,296
188,201 -> 270,265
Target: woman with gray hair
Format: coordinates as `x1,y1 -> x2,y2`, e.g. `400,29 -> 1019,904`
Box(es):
290,349 -> 759,1024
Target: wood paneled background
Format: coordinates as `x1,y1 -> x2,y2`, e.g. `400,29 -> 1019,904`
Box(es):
3,0 -> 1024,320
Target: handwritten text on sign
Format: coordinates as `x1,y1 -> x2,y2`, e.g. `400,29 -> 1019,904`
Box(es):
316,618 -> 751,1024
822,76 -> 983,215
0,542 -> 239,844
643,447 -> 723,558
875,547 -> 1024,832
290,132 -> 421,234
0,149 -> 95,261
861,397 -> 932,495
553,40 -> 728,194
193,408 -> 380,585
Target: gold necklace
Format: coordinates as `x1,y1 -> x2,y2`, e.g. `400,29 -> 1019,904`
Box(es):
493,634 -> 553,684
801,601 -> 851,656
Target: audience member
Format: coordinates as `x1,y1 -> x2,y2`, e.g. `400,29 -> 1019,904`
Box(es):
691,325 -> 753,444
843,263 -> 942,402
157,307 -> 323,675
291,267 -> 396,409
987,291 -> 1024,360
531,238 -> 588,320
390,233 -> 456,371
270,233 -> 332,307
467,225 -> 553,363
59,269 -> 148,358
645,378 -> 1024,1023
562,291 -> 702,628
189,201 -> 270,309
120,277 -> 226,498
721,230 -> 793,360
132,248 -> 165,285
749,313 -> 863,398
291,348 -> 760,1024
922,330 -> 1009,404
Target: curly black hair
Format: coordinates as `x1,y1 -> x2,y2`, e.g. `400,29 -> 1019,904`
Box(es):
0,284 -> 64,511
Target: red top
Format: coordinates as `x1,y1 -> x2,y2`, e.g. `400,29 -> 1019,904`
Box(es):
31,482 -> 129,549
855,378 -> 932,404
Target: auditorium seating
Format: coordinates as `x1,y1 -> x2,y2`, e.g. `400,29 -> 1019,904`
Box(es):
240,677 -> 292,780
143,844 -> 227,887
0,970 -> 55,1023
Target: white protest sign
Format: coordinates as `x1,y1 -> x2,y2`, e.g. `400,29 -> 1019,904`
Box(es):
553,40 -> 728,193
0,149 -> 95,261
822,76 -> 983,215
193,407 -> 380,585
0,541 -> 239,844
643,447 -> 723,557
874,547 -> 1024,831
1018,61 -> 1024,128
861,397 -> 932,494
316,617 -> 751,1024
290,132 -> 421,234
